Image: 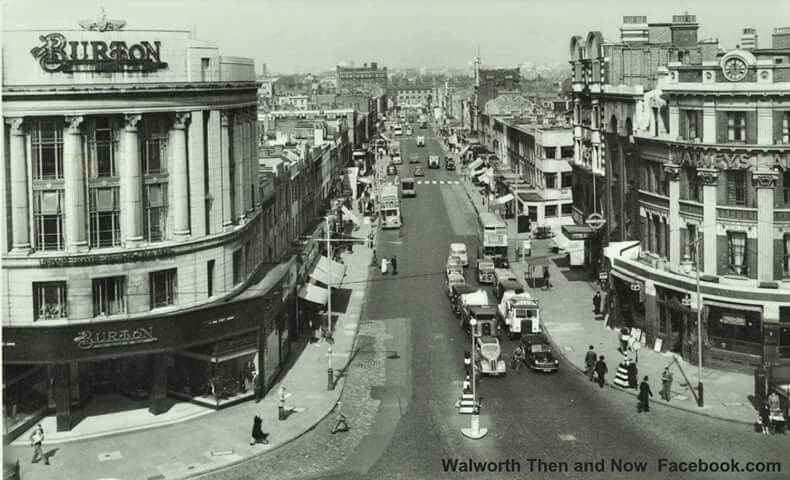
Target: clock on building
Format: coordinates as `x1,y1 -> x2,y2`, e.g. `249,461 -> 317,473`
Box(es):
722,56 -> 748,82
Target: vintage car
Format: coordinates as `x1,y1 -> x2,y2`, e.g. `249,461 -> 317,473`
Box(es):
409,153 -> 420,164
416,136 -> 426,147
476,335 -> 507,376
495,277 -> 524,302
446,271 -> 466,297
477,256 -> 496,284
414,167 -> 425,177
525,342 -> 559,373
406,127 -> 413,136
450,284 -> 477,315
386,164 -> 398,176
445,157 -> 456,170
449,242 -> 469,267
392,153 -> 403,165
492,268 -> 517,288
446,255 -> 464,278
428,155 -> 440,169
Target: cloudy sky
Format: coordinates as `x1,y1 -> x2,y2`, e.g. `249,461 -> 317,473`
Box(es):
3,0 -> 787,73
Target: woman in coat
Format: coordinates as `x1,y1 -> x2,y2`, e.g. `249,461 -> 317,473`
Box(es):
637,376 -> 653,413
250,415 -> 268,445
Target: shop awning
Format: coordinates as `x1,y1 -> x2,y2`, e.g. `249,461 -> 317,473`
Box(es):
472,168 -> 487,178
315,256 -> 346,284
468,158 -> 484,171
704,299 -> 763,313
496,193 -> 514,204
298,283 -> 329,305
341,205 -> 361,226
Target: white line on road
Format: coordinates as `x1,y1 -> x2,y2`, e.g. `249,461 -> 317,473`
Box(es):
559,434 -> 577,441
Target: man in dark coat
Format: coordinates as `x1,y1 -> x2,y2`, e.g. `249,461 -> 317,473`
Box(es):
592,291 -> 601,315
627,359 -> 638,389
584,345 -> 597,382
594,355 -> 608,388
250,415 -> 268,445
543,265 -> 551,289
637,376 -> 653,413
391,256 -> 398,275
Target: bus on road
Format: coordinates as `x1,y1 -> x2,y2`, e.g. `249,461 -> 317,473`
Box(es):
401,177 -> 416,197
478,211 -> 508,259
380,184 -> 402,229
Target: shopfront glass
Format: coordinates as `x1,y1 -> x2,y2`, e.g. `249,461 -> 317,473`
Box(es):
707,306 -> 762,356
656,287 -> 689,353
81,356 -> 152,399
169,335 -> 258,408
3,365 -> 49,435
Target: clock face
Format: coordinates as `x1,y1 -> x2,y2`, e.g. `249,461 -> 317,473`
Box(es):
723,57 -> 748,82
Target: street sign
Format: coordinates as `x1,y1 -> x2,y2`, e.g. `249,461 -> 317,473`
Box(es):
585,213 -> 606,231
598,271 -> 609,280
630,283 -> 642,292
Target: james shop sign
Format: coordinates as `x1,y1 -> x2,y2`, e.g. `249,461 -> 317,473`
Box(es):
31,33 -> 168,73
671,144 -> 790,171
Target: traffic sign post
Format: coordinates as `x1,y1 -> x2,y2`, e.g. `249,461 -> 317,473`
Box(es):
585,213 -> 606,231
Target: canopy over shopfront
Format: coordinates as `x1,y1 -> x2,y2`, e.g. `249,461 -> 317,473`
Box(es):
467,158 -> 484,171
496,193 -> 514,204
313,256 -> 346,284
298,283 -> 329,305
341,205 -> 361,226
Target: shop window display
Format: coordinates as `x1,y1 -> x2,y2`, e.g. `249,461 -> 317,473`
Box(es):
3,366 -> 49,435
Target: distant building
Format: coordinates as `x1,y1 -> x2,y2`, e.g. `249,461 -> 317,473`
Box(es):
477,68 -> 521,111
336,62 -> 388,90
391,85 -> 433,108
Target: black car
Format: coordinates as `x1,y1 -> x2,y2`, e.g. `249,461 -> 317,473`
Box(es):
525,342 -> 559,373
445,158 -> 456,170
492,257 -> 510,269
387,164 -> 398,176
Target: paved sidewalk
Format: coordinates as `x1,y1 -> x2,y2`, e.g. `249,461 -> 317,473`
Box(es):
7,209 -> 376,480
450,142 -> 757,425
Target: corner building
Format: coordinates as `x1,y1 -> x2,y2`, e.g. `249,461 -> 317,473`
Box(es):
1,23 -> 288,438
603,27 -> 790,372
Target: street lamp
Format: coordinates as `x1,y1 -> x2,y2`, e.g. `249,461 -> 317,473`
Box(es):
462,317 -> 487,439
681,228 -> 704,407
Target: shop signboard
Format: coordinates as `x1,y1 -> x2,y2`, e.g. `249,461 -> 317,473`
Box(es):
719,312 -> 747,327
3,295 -> 268,364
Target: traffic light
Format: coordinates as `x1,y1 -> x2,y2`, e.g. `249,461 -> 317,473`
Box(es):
517,215 -> 531,234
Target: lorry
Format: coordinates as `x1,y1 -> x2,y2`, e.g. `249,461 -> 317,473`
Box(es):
497,291 -> 541,339
456,289 -> 489,329
476,256 -> 496,284
428,155 -> 440,169
379,184 -> 402,229
492,268 -> 517,288
419,114 -> 428,129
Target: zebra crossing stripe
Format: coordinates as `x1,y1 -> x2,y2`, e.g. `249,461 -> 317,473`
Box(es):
432,181 -> 438,184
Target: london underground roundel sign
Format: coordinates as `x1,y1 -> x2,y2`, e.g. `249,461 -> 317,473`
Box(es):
585,213 -> 606,231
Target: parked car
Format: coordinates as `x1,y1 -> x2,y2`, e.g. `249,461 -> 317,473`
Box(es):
392,154 -> 403,165
387,164 -> 398,176
449,242 -> 469,267
534,225 -> 554,239
414,167 -> 425,177
445,158 -> 456,170
409,153 -> 420,164
525,342 -> 559,373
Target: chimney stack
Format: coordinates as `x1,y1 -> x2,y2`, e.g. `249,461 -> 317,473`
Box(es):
670,13 -> 699,47
314,125 -> 325,145
620,16 -> 649,44
740,28 -> 758,50
773,27 -> 790,49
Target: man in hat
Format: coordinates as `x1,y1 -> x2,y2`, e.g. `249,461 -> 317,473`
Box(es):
30,424 -> 48,465
584,345 -> 597,382
661,367 -> 674,401
592,291 -> 602,315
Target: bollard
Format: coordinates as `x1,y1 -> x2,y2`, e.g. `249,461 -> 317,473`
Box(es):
327,368 -> 335,391
278,405 -> 285,420
697,381 -> 704,407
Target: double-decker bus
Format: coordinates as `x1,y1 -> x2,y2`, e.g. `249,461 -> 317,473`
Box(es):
478,211 -> 508,259
380,184 -> 402,229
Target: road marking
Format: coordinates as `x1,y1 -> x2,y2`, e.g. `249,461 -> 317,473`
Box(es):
432,181 -> 438,184
558,434 -> 576,441
97,451 -> 123,462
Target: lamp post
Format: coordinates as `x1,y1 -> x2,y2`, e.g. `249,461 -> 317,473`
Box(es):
462,317 -> 488,439
326,216 -> 334,391
681,228 -> 704,407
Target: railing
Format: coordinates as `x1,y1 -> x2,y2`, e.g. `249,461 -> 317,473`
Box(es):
638,190 -> 669,209
717,206 -> 757,222
775,210 -> 790,223
679,200 -> 703,217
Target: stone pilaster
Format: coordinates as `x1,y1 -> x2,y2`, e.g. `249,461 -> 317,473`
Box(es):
669,105 -> 680,139
757,100 -> 773,145
232,110 -> 246,223
753,170 -> 778,281
123,114 -> 143,246
664,163 -> 681,266
64,115 -> 87,252
7,118 -> 31,253
171,112 -> 191,239
702,102 -> 716,144
221,111 -> 233,230
698,168 -> 719,275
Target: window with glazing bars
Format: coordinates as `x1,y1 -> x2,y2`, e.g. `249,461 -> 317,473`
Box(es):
33,281 -> 67,321
150,268 -> 177,308
142,117 -> 168,174
727,231 -> 747,275
92,276 -> 126,316
89,187 -> 121,247
727,112 -> 746,142
31,119 -> 63,179
34,190 -> 64,250
89,117 -> 117,177
727,171 -> 747,205
144,183 -> 167,241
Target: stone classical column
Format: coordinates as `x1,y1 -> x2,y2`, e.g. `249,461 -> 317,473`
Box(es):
753,171 -> 778,281
7,118 -> 31,253
233,111 -> 246,223
698,168 -> 719,275
123,114 -> 143,246
221,111 -> 233,230
669,105 -> 679,139
63,115 -> 87,252
664,163 -> 681,266
171,112 -> 191,239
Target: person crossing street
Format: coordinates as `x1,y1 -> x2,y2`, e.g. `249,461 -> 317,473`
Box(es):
594,355 -> 608,388
661,367 -> 674,401
511,344 -> 525,373
584,345 -> 597,382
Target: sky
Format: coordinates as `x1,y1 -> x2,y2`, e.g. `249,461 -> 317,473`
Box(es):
3,0 -> 788,74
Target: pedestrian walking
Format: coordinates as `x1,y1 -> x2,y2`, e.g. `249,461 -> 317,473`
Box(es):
584,345 -> 597,382
759,403 -> 771,435
637,376 -> 653,413
543,265 -> 551,289
381,257 -> 389,275
29,424 -> 48,465
463,351 -> 472,377
331,402 -> 350,434
626,359 -> 638,389
371,249 -> 377,267
391,256 -> 398,275
592,291 -> 601,315
250,415 -> 269,445
661,367 -> 674,401
463,375 -> 472,394
594,355 -> 608,388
